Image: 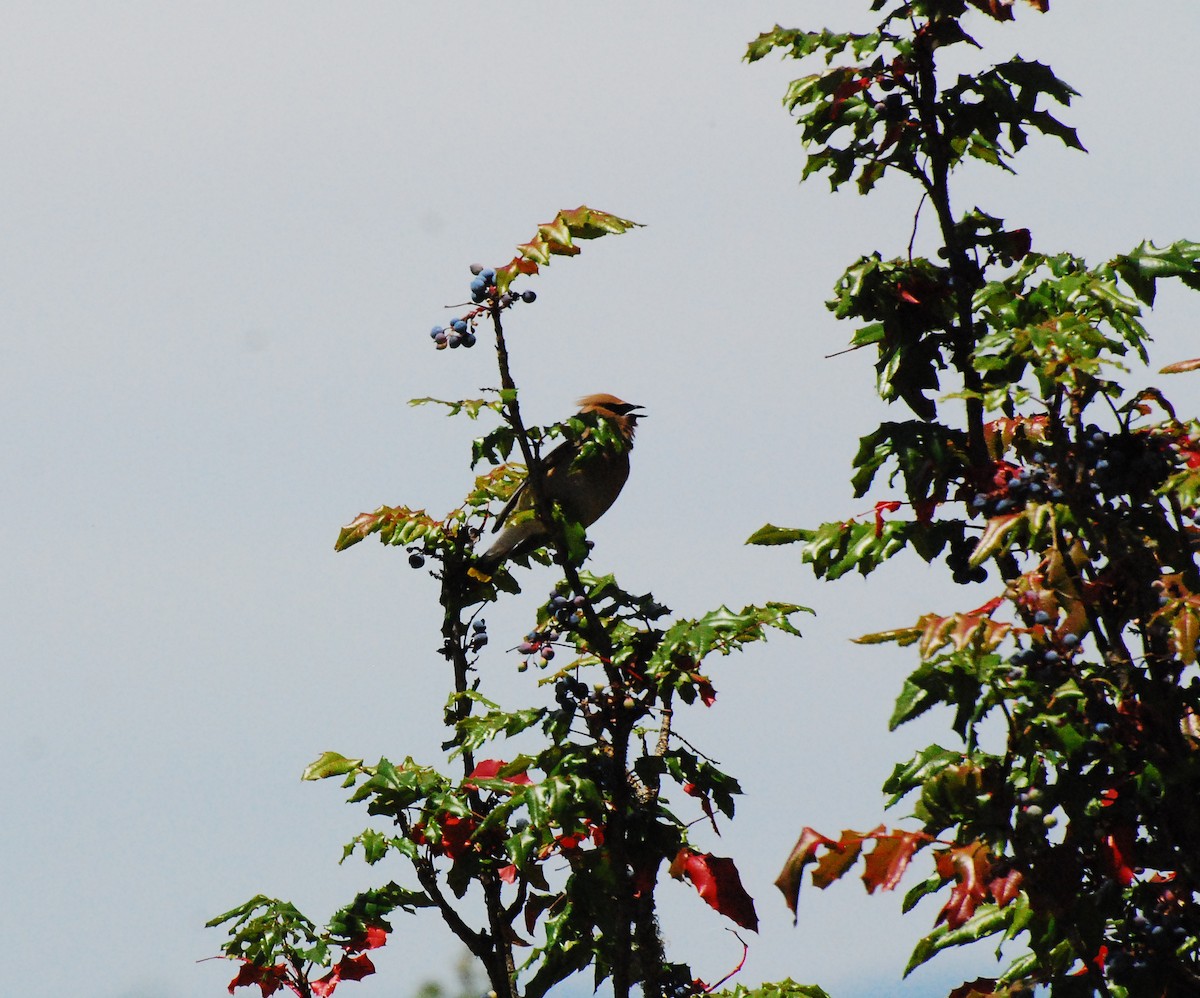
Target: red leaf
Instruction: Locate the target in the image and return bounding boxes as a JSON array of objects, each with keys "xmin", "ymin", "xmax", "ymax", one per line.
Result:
[
  {"xmin": 1003, "ymin": 228, "xmax": 1032, "ymax": 260},
  {"xmin": 672, "ymin": 848, "xmax": 759, "ymax": 931},
  {"xmin": 311, "ymin": 971, "xmax": 339, "ymax": 998},
  {"xmin": 499, "ymin": 863, "xmax": 519, "ymax": 884},
  {"xmin": 774, "ymin": 827, "xmax": 840, "ymax": 921},
  {"xmin": 988, "ymin": 868, "xmax": 1023, "ymax": 908},
  {"xmin": 949, "ymin": 980, "xmax": 998, "ymax": 998},
  {"xmin": 861, "ymin": 829, "xmax": 926, "ymax": 893},
  {"xmin": 935, "ymin": 842, "xmax": 991, "ymax": 929},
  {"xmin": 914, "ymin": 497, "xmax": 938, "ymax": 523},
  {"xmin": 682, "ymin": 782, "xmax": 720, "ymax": 835},
  {"xmin": 227, "ymin": 962, "xmax": 290, "ymax": 997},
  {"xmin": 811, "ymin": 831, "xmax": 864, "ymax": 889},
  {"xmin": 335, "ymin": 954, "xmax": 376, "ymax": 983},
  {"xmin": 361, "ymin": 926, "xmax": 387, "ymax": 950},
  {"xmin": 439, "ymin": 814, "xmax": 477, "ymax": 860},
  {"xmin": 1100, "ymin": 828, "xmax": 1137, "ymax": 886},
  {"xmin": 465, "ymin": 759, "xmax": 533, "ymax": 789},
  {"xmin": 874, "ymin": 500, "xmax": 902, "ymax": 537}
]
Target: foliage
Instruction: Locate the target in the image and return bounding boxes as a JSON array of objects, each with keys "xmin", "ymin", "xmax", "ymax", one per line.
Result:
[
  {"xmin": 208, "ymin": 211, "xmax": 809, "ymax": 998},
  {"xmin": 750, "ymin": 2, "xmax": 1200, "ymax": 994}
]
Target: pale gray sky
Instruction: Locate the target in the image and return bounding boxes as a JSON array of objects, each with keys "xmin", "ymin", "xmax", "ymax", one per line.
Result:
[{"xmin": 3, "ymin": 3, "xmax": 1199, "ymax": 997}]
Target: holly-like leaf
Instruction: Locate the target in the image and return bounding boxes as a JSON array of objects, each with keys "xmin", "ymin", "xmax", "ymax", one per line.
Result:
[
  {"xmin": 303, "ymin": 752, "xmax": 364, "ymax": 782},
  {"xmin": 335, "ymin": 505, "xmax": 444, "ymax": 552},
  {"xmin": 670, "ymin": 848, "xmax": 759, "ymax": 931},
  {"xmin": 491, "ymin": 207, "xmax": 642, "ymax": 294},
  {"xmin": 862, "ymin": 829, "xmax": 929, "ymax": 894},
  {"xmin": 774, "ymin": 827, "xmax": 841, "ymax": 921}
]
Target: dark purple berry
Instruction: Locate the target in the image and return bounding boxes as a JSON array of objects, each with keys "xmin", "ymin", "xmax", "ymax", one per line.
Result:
[
  {"xmin": 408, "ymin": 552, "xmax": 425, "ymax": 569},
  {"xmin": 430, "ymin": 325, "xmax": 444, "ymax": 339},
  {"xmin": 521, "ymin": 290, "xmax": 537, "ymax": 303}
]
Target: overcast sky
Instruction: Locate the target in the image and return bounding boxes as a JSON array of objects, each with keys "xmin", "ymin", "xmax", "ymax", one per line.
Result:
[{"xmin": 4, "ymin": 3, "xmax": 1199, "ymax": 997}]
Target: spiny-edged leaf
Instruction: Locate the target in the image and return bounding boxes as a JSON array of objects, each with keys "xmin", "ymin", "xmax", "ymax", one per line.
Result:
[
  {"xmin": 408, "ymin": 396, "xmax": 507, "ymax": 419},
  {"xmin": 647, "ymin": 603, "xmax": 810, "ymax": 676},
  {"xmin": 492, "ymin": 206, "xmax": 642, "ymax": 294},
  {"xmin": 810, "ymin": 830, "xmax": 864, "ymax": 889},
  {"xmin": 206, "ymin": 896, "xmax": 323, "ymax": 967},
  {"xmin": 326, "ymin": 882, "xmax": 433, "ymax": 942},
  {"xmin": 851, "ymin": 420, "xmax": 968, "ymax": 499},
  {"xmin": 669, "ymin": 848, "xmax": 759, "ymax": 931},
  {"xmin": 1110, "ymin": 239, "xmax": 1200, "ymax": 306},
  {"xmin": 336, "ymin": 505, "xmax": 444, "ymax": 552},
  {"xmin": 774, "ymin": 827, "xmax": 841, "ymax": 921},
  {"xmin": 452, "ymin": 702, "xmax": 547, "ymax": 755},
  {"xmin": 708, "ymin": 979, "xmax": 833, "ymax": 998},
  {"xmin": 862, "ymin": 828, "xmax": 930, "ymax": 894},
  {"xmin": 746, "ymin": 523, "xmax": 807, "ymax": 546},
  {"xmin": 792, "ymin": 518, "xmax": 915, "ymax": 580},
  {"xmin": 883, "ymin": 745, "xmax": 965, "ymax": 806},
  {"xmin": 904, "ymin": 903, "xmax": 1016, "ymax": 977},
  {"xmin": 303, "ymin": 751, "xmax": 365, "ymax": 781},
  {"xmin": 969, "ymin": 512, "xmax": 1023, "ymax": 566},
  {"xmin": 346, "ymin": 757, "xmax": 450, "ymax": 814},
  {"xmin": 744, "ymin": 25, "xmax": 882, "ymax": 65}
]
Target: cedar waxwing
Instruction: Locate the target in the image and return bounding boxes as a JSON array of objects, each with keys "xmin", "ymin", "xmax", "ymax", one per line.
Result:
[{"xmin": 478, "ymin": 394, "xmax": 644, "ymax": 569}]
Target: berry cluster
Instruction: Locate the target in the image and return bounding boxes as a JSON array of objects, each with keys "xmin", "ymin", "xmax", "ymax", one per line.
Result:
[
  {"xmin": 429, "ymin": 318, "xmax": 476, "ymax": 350},
  {"xmin": 1010, "ymin": 644, "xmax": 1064, "ymax": 680},
  {"xmin": 967, "ymin": 457, "xmax": 1062, "ymax": 519},
  {"xmin": 428, "ymin": 265, "xmax": 538, "ymax": 351},
  {"xmin": 517, "ymin": 629, "xmax": 558, "ymax": 665},
  {"xmin": 553, "ymin": 676, "xmax": 589, "ymax": 711},
  {"xmin": 548, "ymin": 590, "xmax": 585, "ymax": 631},
  {"xmin": 1106, "ymin": 905, "xmax": 1191, "ymax": 987},
  {"xmin": 944, "ymin": 533, "xmax": 987, "ymax": 585},
  {"xmin": 1081, "ymin": 425, "xmax": 1172, "ymax": 501},
  {"xmin": 1014, "ymin": 786, "xmax": 1057, "ymax": 830},
  {"xmin": 468, "ymin": 618, "xmax": 487, "ymax": 653}
]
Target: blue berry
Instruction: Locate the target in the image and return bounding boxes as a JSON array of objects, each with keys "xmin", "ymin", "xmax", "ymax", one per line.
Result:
[
  {"xmin": 481, "ymin": 269, "xmax": 495, "ymax": 282},
  {"xmin": 447, "ymin": 332, "xmax": 462, "ymax": 348},
  {"xmin": 1094, "ymin": 722, "xmax": 1112, "ymax": 736},
  {"xmin": 430, "ymin": 325, "xmax": 444, "ymax": 339},
  {"xmin": 1095, "ymin": 459, "xmax": 1110, "ymax": 471},
  {"xmin": 472, "ymin": 619, "xmax": 486, "ymax": 632},
  {"xmin": 452, "ymin": 318, "xmax": 468, "ymax": 332},
  {"xmin": 1034, "ymin": 610, "xmax": 1052, "ymax": 625},
  {"xmin": 1062, "ymin": 633, "xmax": 1080, "ymax": 648},
  {"xmin": 1044, "ymin": 649, "xmax": 1060, "ymax": 664},
  {"xmin": 521, "ymin": 290, "xmax": 537, "ymax": 303}
]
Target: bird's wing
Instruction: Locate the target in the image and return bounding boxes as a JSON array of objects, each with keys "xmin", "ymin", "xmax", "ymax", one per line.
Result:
[{"xmin": 489, "ymin": 437, "xmax": 577, "ymax": 533}]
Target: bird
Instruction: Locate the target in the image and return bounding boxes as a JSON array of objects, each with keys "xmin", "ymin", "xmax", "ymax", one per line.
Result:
[{"xmin": 477, "ymin": 393, "xmax": 644, "ymax": 570}]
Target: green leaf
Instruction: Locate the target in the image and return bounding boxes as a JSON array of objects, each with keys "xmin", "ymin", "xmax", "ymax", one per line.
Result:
[
  {"xmin": 303, "ymin": 751, "xmax": 364, "ymax": 781},
  {"xmin": 904, "ymin": 903, "xmax": 1015, "ymax": 976},
  {"xmin": 746, "ymin": 523, "xmax": 806, "ymax": 546},
  {"xmin": 708, "ymin": 979, "xmax": 833, "ymax": 998}
]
